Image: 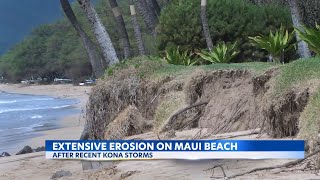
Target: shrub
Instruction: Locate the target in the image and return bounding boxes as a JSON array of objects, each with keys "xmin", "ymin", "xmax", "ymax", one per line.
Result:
[
  {"xmin": 197, "ymin": 42, "xmax": 239, "ymax": 63},
  {"xmin": 157, "ymin": 0, "xmax": 292, "ymax": 62},
  {"xmin": 295, "ymin": 24, "xmax": 320, "ymax": 55},
  {"xmin": 164, "ymin": 47, "xmax": 197, "ymax": 66},
  {"xmin": 249, "ymin": 26, "xmax": 295, "ymax": 63}
]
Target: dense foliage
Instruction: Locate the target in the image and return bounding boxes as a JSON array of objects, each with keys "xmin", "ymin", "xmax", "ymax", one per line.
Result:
[
  {"xmin": 197, "ymin": 42, "xmax": 239, "ymax": 64},
  {"xmin": 164, "ymin": 47, "xmax": 196, "ymax": 66},
  {"xmin": 157, "ymin": 0, "xmax": 292, "ymax": 62},
  {"xmin": 249, "ymin": 26, "xmax": 295, "ymax": 63},
  {"xmin": 0, "ymin": 21, "xmax": 92, "ymax": 82},
  {"xmin": 295, "ymin": 24, "xmax": 320, "ymax": 55},
  {"xmin": 0, "ymin": 0, "xmax": 152, "ymax": 82},
  {"xmin": 0, "ymin": 0, "xmax": 309, "ymax": 82}
]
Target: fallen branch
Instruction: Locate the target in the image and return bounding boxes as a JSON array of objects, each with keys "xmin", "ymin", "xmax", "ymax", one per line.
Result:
[
  {"xmin": 204, "ymin": 165, "xmax": 227, "ymax": 178},
  {"xmin": 151, "ymin": 92, "xmax": 161, "ymax": 104},
  {"xmin": 168, "ymin": 101, "xmax": 208, "ymax": 123},
  {"xmin": 227, "ymin": 148, "xmax": 320, "ymax": 179},
  {"xmin": 214, "ymin": 129, "xmax": 260, "ymax": 140}
]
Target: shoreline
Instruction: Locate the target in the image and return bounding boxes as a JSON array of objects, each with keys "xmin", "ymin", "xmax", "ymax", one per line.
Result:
[{"xmin": 0, "ymin": 84, "xmax": 92, "ymax": 155}]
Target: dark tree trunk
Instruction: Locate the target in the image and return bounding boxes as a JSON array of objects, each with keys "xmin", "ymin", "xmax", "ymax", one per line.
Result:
[
  {"xmin": 134, "ymin": 0, "xmax": 156, "ymax": 36},
  {"xmin": 109, "ymin": 0, "xmax": 132, "ymax": 59},
  {"xmin": 77, "ymin": 0, "xmax": 119, "ymax": 66},
  {"xmin": 146, "ymin": 0, "xmax": 160, "ymax": 18},
  {"xmin": 150, "ymin": 0, "xmax": 161, "ymax": 16},
  {"xmin": 129, "ymin": 0, "xmax": 146, "ymax": 55},
  {"xmin": 200, "ymin": 0, "xmax": 214, "ymax": 50},
  {"xmin": 60, "ymin": 0, "xmax": 105, "ymax": 77},
  {"xmin": 288, "ymin": 0, "xmax": 311, "ymax": 58}
]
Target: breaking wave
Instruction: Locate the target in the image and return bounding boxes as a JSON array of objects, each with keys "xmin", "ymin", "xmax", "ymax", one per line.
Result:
[{"xmin": 0, "ymin": 105, "xmax": 72, "ymax": 114}]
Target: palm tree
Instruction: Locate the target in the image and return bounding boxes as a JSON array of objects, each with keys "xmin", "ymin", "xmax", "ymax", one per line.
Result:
[
  {"xmin": 77, "ymin": 0, "xmax": 119, "ymax": 66},
  {"xmin": 129, "ymin": 0, "xmax": 146, "ymax": 55},
  {"xmin": 108, "ymin": 0, "xmax": 132, "ymax": 59},
  {"xmin": 149, "ymin": 0, "xmax": 161, "ymax": 16},
  {"xmin": 145, "ymin": 0, "xmax": 159, "ymax": 20},
  {"xmin": 134, "ymin": 0, "xmax": 156, "ymax": 36},
  {"xmin": 60, "ymin": 0, "xmax": 105, "ymax": 77},
  {"xmin": 288, "ymin": 0, "xmax": 311, "ymax": 58},
  {"xmin": 200, "ymin": 0, "xmax": 214, "ymax": 50}
]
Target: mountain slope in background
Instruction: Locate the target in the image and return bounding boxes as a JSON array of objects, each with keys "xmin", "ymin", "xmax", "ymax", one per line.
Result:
[{"xmin": 0, "ymin": 0, "xmax": 63, "ymax": 55}]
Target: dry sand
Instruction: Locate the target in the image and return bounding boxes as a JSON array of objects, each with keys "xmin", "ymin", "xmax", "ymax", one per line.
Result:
[
  {"xmin": 1, "ymin": 129, "xmax": 317, "ymax": 180},
  {"xmin": 0, "ymin": 84, "xmax": 318, "ymax": 179}
]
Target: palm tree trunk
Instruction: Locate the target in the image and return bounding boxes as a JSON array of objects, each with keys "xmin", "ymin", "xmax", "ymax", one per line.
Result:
[
  {"xmin": 288, "ymin": 0, "xmax": 311, "ymax": 58},
  {"xmin": 109, "ymin": 0, "xmax": 132, "ymax": 59},
  {"xmin": 150, "ymin": 0, "xmax": 161, "ymax": 16},
  {"xmin": 200, "ymin": 0, "xmax": 214, "ymax": 50},
  {"xmin": 129, "ymin": 0, "xmax": 146, "ymax": 55},
  {"xmin": 60, "ymin": 0, "xmax": 105, "ymax": 77},
  {"xmin": 146, "ymin": 0, "xmax": 160, "ymax": 18},
  {"xmin": 134, "ymin": 0, "xmax": 156, "ymax": 36},
  {"xmin": 77, "ymin": 0, "xmax": 119, "ymax": 66}
]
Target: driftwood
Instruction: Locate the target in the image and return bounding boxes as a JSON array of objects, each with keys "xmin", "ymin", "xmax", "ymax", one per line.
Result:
[
  {"xmin": 215, "ymin": 129, "xmax": 260, "ymax": 140},
  {"xmin": 227, "ymin": 148, "xmax": 320, "ymax": 179},
  {"xmin": 204, "ymin": 165, "xmax": 227, "ymax": 179}
]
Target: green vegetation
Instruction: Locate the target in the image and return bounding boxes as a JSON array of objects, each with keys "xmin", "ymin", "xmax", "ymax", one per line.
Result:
[
  {"xmin": 158, "ymin": 0, "xmax": 292, "ymax": 62},
  {"xmin": 273, "ymin": 57, "xmax": 320, "ymax": 95},
  {"xmin": 0, "ymin": 0, "xmax": 151, "ymax": 82},
  {"xmin": 164, "ymin": 47, "xmax": 197, "ymax": 66},
  {"xmin": 0, "ymin": 0, "xmax": 299, "ymax": 82},
  {"xmin": 197, "ymin": 42, "xmax": 239, "ymax": 63},
  {"xmin": 299, "ymin": 90, "xmax": 320, "ymax": 140},
  {"xmin": 295, "ymin": 24, "xmax": 320, "ymax": 55},
  {"xmin": 249, "ymin": 26, "xmax": 295, "ymax": 63},
  {"xmin": 106, "ymin": 56, "xmax": 277, "ymax": 80},
  {"xmin": 0, "ymin": 22, "xmax": 92, "ymax": 82}
]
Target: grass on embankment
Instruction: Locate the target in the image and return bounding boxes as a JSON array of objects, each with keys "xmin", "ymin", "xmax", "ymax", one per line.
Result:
[
  {"xmin": 273, "ymin": 57, "xmax": 320, "ymax": 96},
  {"xmin": 105, "ymin": 56, "xmax": 278, "ymax": 79},
  {"xmin": 270, "ymin": 57, "xmax": 320, "ymax": 140}
]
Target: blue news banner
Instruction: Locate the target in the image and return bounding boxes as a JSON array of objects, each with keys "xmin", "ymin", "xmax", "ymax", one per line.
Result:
[{"xmin": 45, "ymin": 140, "xmax": 305, "ymax": 160}]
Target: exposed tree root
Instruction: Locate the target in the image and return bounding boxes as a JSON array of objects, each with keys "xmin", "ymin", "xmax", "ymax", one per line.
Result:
[
  {"xmin": 169, "ymin": 101, "xmax": 208, "ymax": 122},
  {"xmin": 227, "ymin": 148, "xmax": 320, "ymax": 179},
  {"xmin": 160, "ymin": 101, "xmax": 209, "ymax": 132}
]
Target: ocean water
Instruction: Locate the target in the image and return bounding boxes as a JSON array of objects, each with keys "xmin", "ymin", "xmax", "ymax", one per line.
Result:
[{"xmin": 0, "ymin": 92, "xmax": 80, "ymax": 153}]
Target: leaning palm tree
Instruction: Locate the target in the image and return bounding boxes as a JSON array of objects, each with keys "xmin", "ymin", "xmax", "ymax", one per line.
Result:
[
  {"xmin": 77, "ymin": 0, "xmax": 119, "ymax": 66},
  {"xmin": 60, "ymin": 0, "xmax": 105, "ymax": 77},
  {"xmin": 288, "ymin": 0, "xmax": 311, "ymax": 58},
  {"xmin": 149, "ymin": 0, "xmax": 161, "ymax": 16},
  {"xmin": 200, "ymin": 0, "xmax": 214, "ymax": 50},
  {"xmin": 145, "ymin": 0, "xmax": 159, "ymax": 21},
  {"xmin": 108, "ymin": 0, "xmax": 132, "ymax": 59},
  {"xmin": 129, "ymin": 0, "xmax": 146, "ymax": 55},
  {"xmin": 134, "ymin": 0, "xmax": 156, "ymax": 36}
]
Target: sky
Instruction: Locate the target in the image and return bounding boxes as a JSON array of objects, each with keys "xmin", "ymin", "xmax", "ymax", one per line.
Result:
[{"xmin": 0, "ymin": 0, "xmax": 64, "ymax": 55}]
